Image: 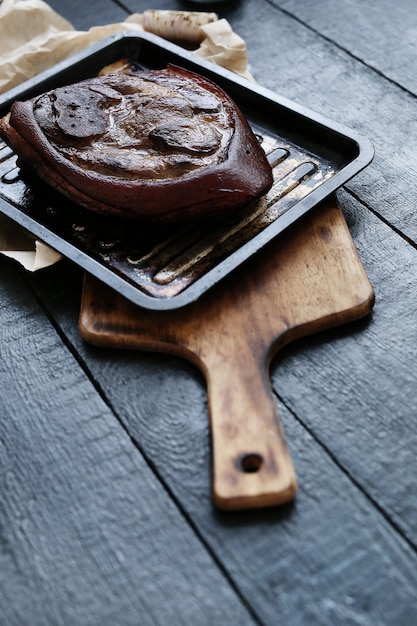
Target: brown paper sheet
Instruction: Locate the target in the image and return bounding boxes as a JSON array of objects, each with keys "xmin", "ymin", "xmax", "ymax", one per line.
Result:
[{"xmin": 0, "ymin": 0, "xmax": 252, "ymax": 271}]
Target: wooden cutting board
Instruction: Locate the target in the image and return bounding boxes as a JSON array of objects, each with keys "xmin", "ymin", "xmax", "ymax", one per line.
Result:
[{"xmin": 79, "ymin": 196, "xmax": 374, "ymax": 511}]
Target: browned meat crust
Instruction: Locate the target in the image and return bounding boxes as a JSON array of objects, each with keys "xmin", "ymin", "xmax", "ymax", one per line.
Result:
[{"xmin": 0, "ymin": 65, "xmax": 273, "ymax": 222}]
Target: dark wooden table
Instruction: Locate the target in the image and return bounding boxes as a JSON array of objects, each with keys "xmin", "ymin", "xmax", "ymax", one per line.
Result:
[{"xmin": 1, "ymin": 1, "xmax": 417, "ymax": 624}]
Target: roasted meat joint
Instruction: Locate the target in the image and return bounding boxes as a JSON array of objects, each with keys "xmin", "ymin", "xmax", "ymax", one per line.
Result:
[{"xmin": 0, "ymin": 65, "xmax": 273, "ymax": 222}]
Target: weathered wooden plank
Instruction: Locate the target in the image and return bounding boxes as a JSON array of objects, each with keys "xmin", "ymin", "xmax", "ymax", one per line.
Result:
[
  {"xmin": 272, "ymin": 0, "xmax": 417, "ymax": 95},
  {"xmin": 26, "ymin": 251, "xmax": 417, "ymax": 625},
  {"xmin": 0, "ymin": 261, "xmax": 255, "ymax": 626},
  {"xmin": 46, "ymin": 0, "xmax": 128, "ymax": 29},
  {"xmin": 271, "ymin": 186, "xmax": 417, "ymax": 546}
]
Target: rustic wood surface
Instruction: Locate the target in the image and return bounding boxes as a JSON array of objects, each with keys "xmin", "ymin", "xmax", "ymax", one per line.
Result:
[
  {"xmin": 79, "ymin": 198, "xmax": 373, "ymax": 511},
  {"xmin": 1, "ymin": 0, "xmax": 417, "ymax": 624}
]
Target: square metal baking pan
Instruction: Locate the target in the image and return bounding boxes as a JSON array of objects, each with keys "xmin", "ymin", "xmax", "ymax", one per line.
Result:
[{"xmin": 0, "ymin": 32, "xmax": 374, "ymax": 311}]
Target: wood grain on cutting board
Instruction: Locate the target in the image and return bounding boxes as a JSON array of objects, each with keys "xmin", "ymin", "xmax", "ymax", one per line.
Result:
[{"xmin": 79, "ymin": 197, "xmax": 374, "ymax": 510}]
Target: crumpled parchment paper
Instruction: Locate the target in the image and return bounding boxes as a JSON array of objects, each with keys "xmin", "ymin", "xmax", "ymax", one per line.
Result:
[{"xmin": 0, "ymin": 0, "xmax": 252, "ymax": 271}]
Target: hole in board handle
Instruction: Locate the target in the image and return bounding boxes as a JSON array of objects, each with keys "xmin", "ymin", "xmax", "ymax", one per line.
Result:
[{"xmin": 240, "ymin": 453, "xmax": 264, "ymax": 473}]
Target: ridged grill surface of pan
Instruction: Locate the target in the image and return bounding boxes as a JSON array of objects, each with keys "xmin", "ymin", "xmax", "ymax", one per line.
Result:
[{"xmin": 0, "ymin": 129, "xmax": 331, "ymax": 299}]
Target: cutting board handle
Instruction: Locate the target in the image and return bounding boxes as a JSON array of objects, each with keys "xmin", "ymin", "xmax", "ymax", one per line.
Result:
[{"xmin": 203, "ymin": 342, "xmax": 297, "ymax": 510}]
